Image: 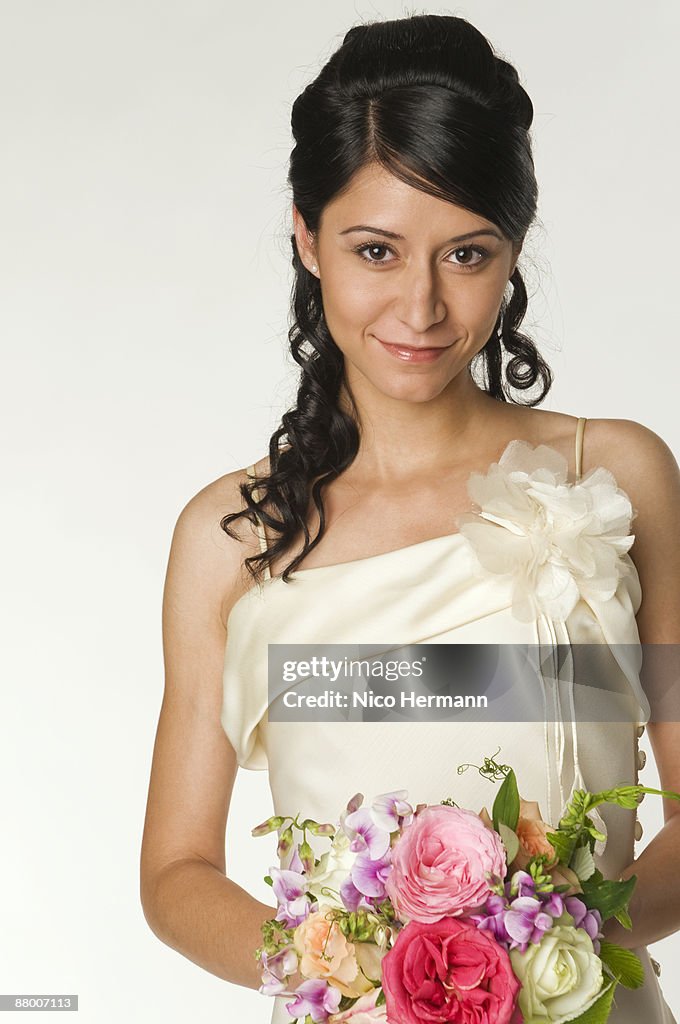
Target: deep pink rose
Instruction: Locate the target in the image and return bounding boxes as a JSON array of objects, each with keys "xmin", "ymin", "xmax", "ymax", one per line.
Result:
[
  {"xmin": 385, "ymin": 805, "xmax": 506, "ymax": 922},
  {"xmin": 381, "ymin": 917, "xmax": 520, "ymax": 1024}
]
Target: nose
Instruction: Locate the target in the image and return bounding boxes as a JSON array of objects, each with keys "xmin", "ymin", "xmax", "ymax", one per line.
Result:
[{"xmin": 393, "ymin": 260, "xmax": 447, "ymax": 334}]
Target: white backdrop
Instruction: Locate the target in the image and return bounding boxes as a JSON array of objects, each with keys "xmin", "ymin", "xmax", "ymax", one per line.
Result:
[{"xmin": 1, "ymin": 1, "xmax": 678, "ymax": 1021}]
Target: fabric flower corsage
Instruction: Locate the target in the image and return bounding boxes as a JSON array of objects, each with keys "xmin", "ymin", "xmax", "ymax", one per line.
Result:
[{"xmin": 455, "ymin": 441, "xmax": 637, "ymax": 623}]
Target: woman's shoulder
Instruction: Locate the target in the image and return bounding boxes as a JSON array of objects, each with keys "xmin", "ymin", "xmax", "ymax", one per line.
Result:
[
  {"xmin": 168, "ymin": 465, "xmax": 267, "ymax": 629},
  {"xmin": 509, "ymin": 408, "xmax": 676, "ymax": 497},
  {"xmin": 577, "ymin": 418, "xmax": 679, "ymax": 642},
  {"xmin": 174, "ymin": 465, "xmax": 255, "ymax": 538},
  {"xmin": 576, "ymin": 417, "xmax": 678, "ymax": 504}
]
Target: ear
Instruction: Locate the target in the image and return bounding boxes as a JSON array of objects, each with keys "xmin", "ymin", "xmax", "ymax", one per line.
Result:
[{"xmin": 293, "ymin": 204, "xmax": 319, "ymax": 276}]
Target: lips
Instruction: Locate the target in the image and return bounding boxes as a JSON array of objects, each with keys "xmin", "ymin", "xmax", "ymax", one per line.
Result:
[
  {"xmin": 376, "ymin": 336, "xmax": 448, "ymax": 351},
  {"xmin": 375, "ymin": 335, "xmax": 452, "ymax": 363}
]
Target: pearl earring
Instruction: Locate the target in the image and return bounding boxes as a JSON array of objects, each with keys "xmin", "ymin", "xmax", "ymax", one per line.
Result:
[{"xmin": 311, "ymin": 263, "xmax": 318, "ymax": 274}]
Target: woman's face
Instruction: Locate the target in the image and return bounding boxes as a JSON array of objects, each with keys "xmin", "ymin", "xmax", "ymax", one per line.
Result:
[{"xmin": 293, "ymin": 162, "xmax": 521, "ymax": 404}]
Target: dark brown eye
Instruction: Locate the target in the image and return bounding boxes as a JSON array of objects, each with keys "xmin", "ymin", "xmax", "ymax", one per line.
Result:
[
  {"xmin": 356, "ymin": 243, "xmax": 391, "ymax": 262},
  {"xmin": 448, "ymin": 246, "xmax": 489, "ymax": 271}
]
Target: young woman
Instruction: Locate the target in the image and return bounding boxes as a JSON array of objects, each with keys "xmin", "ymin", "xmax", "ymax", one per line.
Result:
[{"xmin": 140, "ymin": 14, "xmax": 680, "ymax": 1023}]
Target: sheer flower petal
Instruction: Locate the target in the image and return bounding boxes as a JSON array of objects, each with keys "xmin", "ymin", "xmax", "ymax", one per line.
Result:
[{"xmin": 457, "ymin": 441, "xmax": 636, "ymax": 623}]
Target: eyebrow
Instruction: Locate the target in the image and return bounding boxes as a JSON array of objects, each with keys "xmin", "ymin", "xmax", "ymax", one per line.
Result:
[{"xmin": 338, "ymin": 225, "xmax": 504, "ymax": 243}]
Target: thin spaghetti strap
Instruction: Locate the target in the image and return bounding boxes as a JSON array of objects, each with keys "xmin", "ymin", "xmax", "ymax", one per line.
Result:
[
  {"xmin": 246, "ymin": 463, "xmax": 271, "ymax": 580},
  {"xmin": 574, "ymin": 417, "xmax": 587, "ymax": 482}
]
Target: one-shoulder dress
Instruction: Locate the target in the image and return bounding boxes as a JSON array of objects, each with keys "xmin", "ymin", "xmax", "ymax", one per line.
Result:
[{"xmin": 221, "ymin": 417, "xmax": 677, "ymax": 1024}]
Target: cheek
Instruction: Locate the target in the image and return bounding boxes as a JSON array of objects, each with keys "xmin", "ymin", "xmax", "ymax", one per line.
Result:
[
  {"xmin": 321, "ymin": 268, "xmax": 383, "ymax": 329},
  {"xmin": 454, "ymin": 271, "xmax": 509, "ymax": 318}
]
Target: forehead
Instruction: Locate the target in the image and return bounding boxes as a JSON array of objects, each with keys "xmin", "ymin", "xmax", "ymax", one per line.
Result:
[{"xmin": 319, "ymin": 162, "xmax": 501, "ymax": 239}]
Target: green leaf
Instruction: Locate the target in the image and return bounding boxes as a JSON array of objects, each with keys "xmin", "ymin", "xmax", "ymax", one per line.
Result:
[
  {"xmin": 614, "ymin": 906, "xmax": 633, "ymax": 931},
  {"xmin": 376, "ymin": 989, "xmax": 386, "ymax": 1007},
  {"xmin": 599, "ymin": 941, "xmax": 644, "ymax": 989},
  {"xmin": 555, "ymin": 978, "xmax": 618, "ymax": 1024},
  {"xmin": 492, "ymin": 768, "xmax": 520, "ymax": 831},
  {"xmin": 570, "ymin": 843, "xmax": 596, "ymax": 881},
  {"xmin": 546, "ymin": 829, "xmax": 576, "ymax": 864},
  {"xmin": 264, "ymin": 875, "xmax": 273, "ymax": 886},
  {"xmin": 579, "ymin": 874, "xmax": 637, "ymax": 921},
  {"xmin": 498, "ymin": 822, "xmax": 520, "ymax": 863}
]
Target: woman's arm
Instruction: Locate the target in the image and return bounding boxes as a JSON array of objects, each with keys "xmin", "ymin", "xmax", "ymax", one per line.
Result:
[
  {"xmin": 584, "ymin": 418, "xmax": 680, "ymax": 948},
  {"xmin": 140, "ymin": 473, "xmax": 275, "ymax": 989}
]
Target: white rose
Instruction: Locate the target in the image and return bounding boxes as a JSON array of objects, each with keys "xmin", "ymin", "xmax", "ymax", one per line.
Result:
[
  {"xmin": 306, "ymin": 831, "xmax": 357, "ymax": 909},
  {"xmin": 510, "ymin": 924, "xmax": 603, "ymax": 1023}
]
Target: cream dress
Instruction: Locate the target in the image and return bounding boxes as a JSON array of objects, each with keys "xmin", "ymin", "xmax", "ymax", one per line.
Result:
[{"xmin": 221, "ymin": 417, "xmax": 677, "ymax": 1024}]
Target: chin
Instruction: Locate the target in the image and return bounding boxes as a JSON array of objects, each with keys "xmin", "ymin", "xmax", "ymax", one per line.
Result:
[{"xmin": 374, "ymin": 375, "xmax": 454, "ymax": 403}]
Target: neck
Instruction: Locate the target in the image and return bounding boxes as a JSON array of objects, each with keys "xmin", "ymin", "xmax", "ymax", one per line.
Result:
[{"xmin": 337, "ymin": 366, "xmax": 508, "ymax": 484}]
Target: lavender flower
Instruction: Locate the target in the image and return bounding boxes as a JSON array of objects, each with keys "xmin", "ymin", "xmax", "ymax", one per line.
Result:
[
  {"xmin": 270, "ymin": 866, "xmax": 317, "ymax": 928},
  {"xmin": 541, "ymin": 891, "xmax": 565, "ymax": 918},
  {"xmin": 565, "ymin": 896, "xmax": 604, "ymax": 953},
  {"xmin": 506, "ymin": 869, "xmax": 537, "ymax": 899},
  {"xmin": 284, "ymin": 978, "xmax": 342, "ymax": 1023},
  {"xmin": 258, "ymin": 945, "xmax": 299, "ymax": 996},
  {"xmin": 288, "ymin": 845, "xmax": 304, "ymax": 873},
  {"xmin": 468, "ymin": 893, "xmax": 512, "ymax": 945},
  {"xmin": 504, "ymin": 897, "xmax": 554, "ymax": 950},
  {"xmin": 370, "ymin": 790, "xmax": 414, "ymax": 832},
  {"xmin": 350, "ymin": 850, "xmax": 392, "ymax": 899},
  {"xmin": 342, "ymin": 807, "xmax": 391, "ymax": 859},
  {"xmin": 469, "ymin": 871, "xmax": 588, "ymax": 954},
  {"xmin": 340, "ymin": 874, "xmax": 378, "ymax": 913}
]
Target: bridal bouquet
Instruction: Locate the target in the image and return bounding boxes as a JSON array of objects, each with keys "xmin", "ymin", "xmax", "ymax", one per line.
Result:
[{"xmin": 252, "ymin": 754, "xmax": 679, "ymax": 1024}]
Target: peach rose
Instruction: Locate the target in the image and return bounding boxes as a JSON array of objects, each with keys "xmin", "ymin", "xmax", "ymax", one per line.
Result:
[
  {"xmin": 513, "ymin": 800, "xmax": 583, "ymax": 894},
  {"xmin": 293, "ymin": 906, "xmax": 373, "ymax": 998},
  {"xmin": 514, "ymin": 799, "xmax": 556, "ymax": 862},
  {"xmin": 478, "ymin": 802, "xmax": 583, "ymax": 896}
]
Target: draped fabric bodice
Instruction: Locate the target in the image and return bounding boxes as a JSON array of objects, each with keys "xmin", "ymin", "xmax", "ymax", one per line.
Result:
[{"xmin": 221, "ymin": 418, "xmax": 676, "ymax": 1023}]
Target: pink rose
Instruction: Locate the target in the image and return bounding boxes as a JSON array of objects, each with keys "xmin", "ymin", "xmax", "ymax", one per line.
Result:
[
  {"xmin": 381, "ymin": 917, "xmax": 520, "ymax": 1024},
  {"xmin": 385, "ymin": 805, "xmax": 506, "ymax": 922},
  {"xmin": 328, "ymin": 988, "xmax": 388, "ymax": 1022}
]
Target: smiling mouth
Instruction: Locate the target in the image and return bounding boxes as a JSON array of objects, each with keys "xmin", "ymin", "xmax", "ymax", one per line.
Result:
[
  {"xmin": 374, "ymin": 335, "xmax": 454, "ymax": 364},
  {"xmin": 375, "ymin": 337, "xmax": 451, "ymax": 351}
]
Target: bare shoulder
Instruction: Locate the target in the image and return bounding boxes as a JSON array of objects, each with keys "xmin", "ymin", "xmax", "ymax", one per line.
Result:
[
  {"xmin": 166, "ymin": 464, "xmax": 264, "ymax": 630},
  {"xmin": 581, "ymin": 418, "xmax": 680, "ymax": 645},
  {"xmin": 579, "ymin": 418, "xmax": 680, "ymax": 511}
]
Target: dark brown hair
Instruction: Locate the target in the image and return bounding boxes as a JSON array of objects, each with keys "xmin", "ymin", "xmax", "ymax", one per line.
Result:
[{"xmin": 221, "ymin": 14, "xmax": 552, "ymax": 584}]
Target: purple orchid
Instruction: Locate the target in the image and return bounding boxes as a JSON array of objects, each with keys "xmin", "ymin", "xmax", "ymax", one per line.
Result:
[
  {"xmin": 350, "ymin": 849, "xmax": 392, "ymax": 898},
  {"xmin": 287, "ymin": 844, "xmax": 304, "ymax": 874},
  {"xmin": 541, "ymin": 890, "xmax": 565, "ymax": 918},
  {"xmin": 504, "ymin": 896, "xmax": 555, "ymax": 950},
  {"xmin": 342, "ymin": 806, "xmax": 392, "ymax": 859},
  {"xmin": 340, "ymin": 874, "xmax": 378, "ymax": 913},
  {"xmin": 469, "ymin": 893, "xmax": 512, "ymax": 944},
  {"xmin": 370, "ymin": 790, "xmax": 414, "ymax": 832},
  {"xmin": 566, "ymin": 896, "xmax": 603, "ymax": 952},
  {"xmin": 270, "ymin": 866, "xmax": 317, "ymax": 928},
  {"xmin": 468, "ymin": 873, "xmax": 595, "ymax": 954},
  {"xmin": 258, "ymin": 945, "xmax": 299, "ymax": 996},
  {"xmin": 285, "ymin": 978, "xmax": 342, "ymax": 1023},
  {"xmin": 506, "ymin": 869, "xmax": 537, "ymax": 899}
]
